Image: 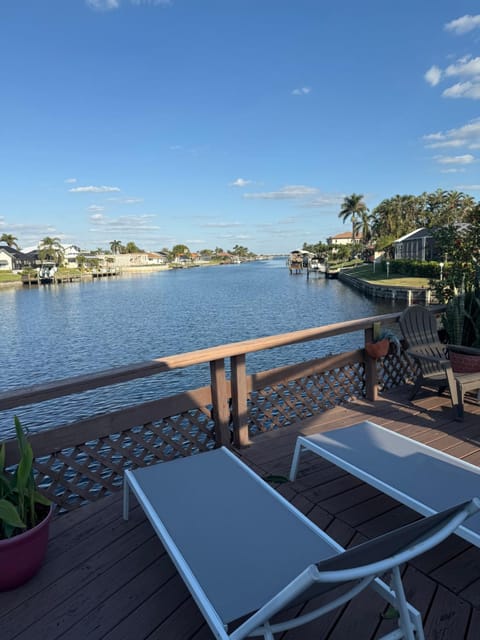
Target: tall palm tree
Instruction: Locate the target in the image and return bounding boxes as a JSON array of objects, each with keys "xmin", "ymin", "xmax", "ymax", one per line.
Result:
[
  {"xmin": 338, "ymin": 193, "xmax": 368, "ymax": 246},
  {"xmin": 0, "ymin": 233, "xmax": 19, "ymax": 249},
  {"xmin": 39, "ymin": 236, "xmax": 64, "ymax": 266},
  {"xmin": 353, "ymin": 210, "xmax": 373, "ymax": 249},
  {"xmin": 109, "ymin": 240, "xmax": 123, "ymax": 255}
]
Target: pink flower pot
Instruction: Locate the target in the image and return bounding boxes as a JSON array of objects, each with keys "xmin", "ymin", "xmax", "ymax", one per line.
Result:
[{"xmin": 0, "ymin": 504, "xmax": 53, "ymax": 591}]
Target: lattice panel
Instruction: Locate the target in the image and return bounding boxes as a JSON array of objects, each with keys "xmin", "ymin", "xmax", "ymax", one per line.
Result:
[
  {"xmin": 379, "ymin": 352, "xmax": 412, "ymax": 390},
  {"xmin": 27, "ymin": 408, "xmax": 216, "ymax": 512},
  {"xmin": 248, "ymin": 362, "xmax": 365, "ymax": 434}
]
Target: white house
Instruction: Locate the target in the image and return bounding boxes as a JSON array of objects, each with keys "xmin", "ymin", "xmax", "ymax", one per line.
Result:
[{"xmin": 327, "ymin": 232, "xmax": 362, "ymax": 246}]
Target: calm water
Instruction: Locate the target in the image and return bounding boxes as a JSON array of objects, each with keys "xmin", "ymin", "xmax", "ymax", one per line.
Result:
[{"xmin": 1, "ymin": 259, "xmax": 404, "ymax": 437}]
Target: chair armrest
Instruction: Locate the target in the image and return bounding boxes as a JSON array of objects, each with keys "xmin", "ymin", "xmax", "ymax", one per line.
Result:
[
  {"xmin": 447, "ymin": 344, "xmax": 480, "ymax": 357},
  {"xmin": 406, "ymin": 349, "xmax": 451, "ymax": 369}
]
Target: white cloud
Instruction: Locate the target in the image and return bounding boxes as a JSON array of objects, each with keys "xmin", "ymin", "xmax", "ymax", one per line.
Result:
[
  {"xmin": 69, "ymin": 185, "xmax": 121, "ymax": 193},
  {"xmin": 201, "ymin": 222, "xmax": 242, "ymax": 228},
  {"xmin": 86, "ymin": 0, "xmax": 119, "ymax": 10},
  {"xmin": 87, "ymin": 205, "xmax": 105, "ymax": 213},
  {"xmin": 425, "ymin": 139, "xmax": 465, "ymax": 149},
  {"xmin": 244, "ymin": 185, "xmax": 318, "ymax": 199},
  {"xmin": 425, "ymin": 65, "xmax": 442, "ymax": 86},
  {"xmin": 107, "ymin": 197, "xmax": 144, "ymax": 204},
  {"xmin": 89, "ymin": 213, "xmax": 159, "ymax": 231},
  {"xmin": 440, "ymin": 168, "xmax": 466, "ymax": 173},
  {"xmin": 445, "ymin": 55, "xmax": 480, "ymax": 78},
  {"xmin": 425, "ymin": 53, "xmax": 480, "ymax": 100},
  {"xmin": 64, "ymin": 178, "xmax": 77, "ymax": 184},
  {"xmin": 445, "ymin": 14, "xmax": 480, "ymax": 35},
  {"xmin": 292, "ymin": 87, "xmax": 311, "ymax": 95},
  {"xmin": 86, "ymin": 0, "xmax": 170, "ymax": 10},
  {"xmin": 435, "ymin": 154, "xmax": 475, "ymax": 164},
  {"xmin": 423, "ymin": 118, "xmax": 480, "ymax": 150},
  {"xmin": 306, "ymin": 194, "xmax": 345, "ymax": 207},
  {"xmin": 456, "ymin": 184, "xmax": 480, "ymax": 189},
  {"xmin": 229, "ymin": 178, "xmax": 251, "ymax": 187},
  {"xmin": 443, "ymin": 80, "xmax": 480, "ymax": 99},
  {"xmin": 130, "ymin": 0, "xmax": 171, "ymax": 5}
]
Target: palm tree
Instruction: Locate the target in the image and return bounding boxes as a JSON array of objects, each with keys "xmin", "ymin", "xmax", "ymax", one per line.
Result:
[
  {"xmin": 109, "ymin": 240, "xmax": 123, "ymax": 255},
  {"xmin": 0, "ymin": 233, "xmax": 19, "ymax": 249},
  {"xmin": 353, "ymin": 210, "xmax": 373, "ymax": 251},
  {"xmin": 39, "ymin": 236, "xmax": 64, "ymax": 266},
  {"xmin": 338, "ymin": 193, "xmax": 368, "ymax": 246}
]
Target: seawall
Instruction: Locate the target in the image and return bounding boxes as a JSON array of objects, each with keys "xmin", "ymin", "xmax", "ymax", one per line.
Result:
[{"xmin": 339, "ymin": 271, "xmax": 434, "ymax": 305}]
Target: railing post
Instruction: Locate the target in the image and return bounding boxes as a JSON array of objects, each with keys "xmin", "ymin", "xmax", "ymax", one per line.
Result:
[
  {"xmin": 209, "ymin": 358, "xmax": 231, "ymax": 447},
  {"xmin": 230, "ymin": 354, "xmax": 251, "ymax": 447},
  {"xmin": 364, "ymin": 327, "xmax": 379, "ymax": 401}
]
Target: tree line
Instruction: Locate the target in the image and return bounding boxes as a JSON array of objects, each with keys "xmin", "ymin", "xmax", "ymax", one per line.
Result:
[
  {"xmin": 302, "ymin": 189, "xmax": 478, "ymax": 257},
  {"xmin": 0, "ymin": 234, "xmax": 256, "ymax": 264}
]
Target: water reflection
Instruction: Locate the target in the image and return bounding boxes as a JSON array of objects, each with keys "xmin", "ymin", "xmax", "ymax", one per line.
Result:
[{"xmin": 0, "ymin": 260, "xmax": 404, "ymax": 436}]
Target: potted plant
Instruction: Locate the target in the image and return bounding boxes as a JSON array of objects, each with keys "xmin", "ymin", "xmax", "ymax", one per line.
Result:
[
  {"xmin": 442, "ymin": 289, "xmax": 480, "ymax": 372},
  {"xmin": 365, "ymin": 323, "xmax": 402, "ymax": 359},
  {"xmin": 0, "ymin": 416, "xmax": 52, "ymax": 591}
]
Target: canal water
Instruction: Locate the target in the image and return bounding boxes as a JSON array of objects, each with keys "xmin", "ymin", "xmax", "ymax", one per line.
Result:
[{"xmin": 1, "ymin": 259, "xmax": 403, "ymax": 436}]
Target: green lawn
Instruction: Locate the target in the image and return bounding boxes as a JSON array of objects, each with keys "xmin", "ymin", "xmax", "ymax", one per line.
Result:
[
  {"xmin": 343, "ymin": 264, "xmax": 431, "ymax": 288},
  {"xmin": 0, "ymin": 271, "xmax": 21, "ymax": 283}
]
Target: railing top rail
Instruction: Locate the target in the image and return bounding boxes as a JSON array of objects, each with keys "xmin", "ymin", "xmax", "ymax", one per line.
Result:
[{"xmin": 0, "ymin": 310, "xmax": 405, "ymax": 411}]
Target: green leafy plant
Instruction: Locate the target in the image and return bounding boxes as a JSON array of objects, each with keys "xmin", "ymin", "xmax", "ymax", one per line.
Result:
[
  {"xmin": 0, "ymin": 417, "xmax": 50, "ymax": 540},
  {"xmin": 442, "ymin": 289, "xmax": 480, "ymax": 349},
  {"xmin": 370, "ymin": 322, "xmax": 402, "ymax": 356}
]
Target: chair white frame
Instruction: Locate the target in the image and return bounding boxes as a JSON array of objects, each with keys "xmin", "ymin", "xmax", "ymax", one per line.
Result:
[{"xmin": 124, "ymin": 447, "xmax": 479, "ymax": 640}]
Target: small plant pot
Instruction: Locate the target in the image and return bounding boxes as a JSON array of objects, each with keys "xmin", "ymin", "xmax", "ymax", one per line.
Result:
[
  {"xmin": 0, "ymin": 504, "xmax": 53, "ymax": 591},
  {"xmin": 365, "ymin": 338, "xmax": 390, "ymax": 359}
]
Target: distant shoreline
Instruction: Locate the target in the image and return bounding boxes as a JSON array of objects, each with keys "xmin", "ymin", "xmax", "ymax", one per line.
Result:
[{"xmin": 0, "ymin": 260, "xmax": 250, "ymax": 290}]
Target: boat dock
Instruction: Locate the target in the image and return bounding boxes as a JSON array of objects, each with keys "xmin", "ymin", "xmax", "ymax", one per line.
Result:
[{"xmin": 21, "ymin": 269, "xmax": 120, "ymax": 286}]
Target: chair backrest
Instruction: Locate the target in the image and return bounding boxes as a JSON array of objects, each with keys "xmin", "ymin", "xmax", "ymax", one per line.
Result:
[
  {"xmin": 234, "ymin": 498, "xmax": 480, "ymax": 639},
  {"xmin": 399, "ymin": 305, "xmax": 448, "ymax": 376}
]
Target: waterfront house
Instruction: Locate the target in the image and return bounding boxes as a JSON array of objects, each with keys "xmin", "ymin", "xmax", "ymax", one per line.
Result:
[
  {"xmin": 393, "ymin": 228, "xmax": 435, "ymax": 261},
  {"xmin": 112, "ymin": 251, "xmax": 168, "ymax": 268},
  {"xmin": 0, "ymin": 246, "xmax": 36, "ymax": 272},
  {"xmin": 327, "ymin": 231, "xmax": 362, "ymax": 246}
]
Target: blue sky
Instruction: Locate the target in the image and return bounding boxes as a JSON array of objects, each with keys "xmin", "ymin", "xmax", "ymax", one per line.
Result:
[{"xmin": 2, "ymin": 1, "xmax": 480, "ymax": 254}]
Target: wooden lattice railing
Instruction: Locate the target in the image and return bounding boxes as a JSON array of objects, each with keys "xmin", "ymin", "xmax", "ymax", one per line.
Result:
[{"xmin": 1, "ymin": 310, "xmax": 417, "ymax": 511}]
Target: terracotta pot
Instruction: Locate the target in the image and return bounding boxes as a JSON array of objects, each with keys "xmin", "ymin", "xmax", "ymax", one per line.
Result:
[
  {"xmin": 0, "ymin": 504, "xmax": 53, "ymax": 591},
  {"xmin": 365, "ymin": 338, "xmax": 390, "ymax": 359},
  {"xmin": 449, "ymin": 348, "xmax": 480, "ymax": 373}
]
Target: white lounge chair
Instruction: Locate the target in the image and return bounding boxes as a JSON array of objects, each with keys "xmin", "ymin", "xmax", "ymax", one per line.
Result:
[
  {"xmin": 123, "ymin": 447, "xmax": 479, "ymax": 640},
  {"xmin": 289, "ymin": 421, "xmax": 480, "ymax": 548}
]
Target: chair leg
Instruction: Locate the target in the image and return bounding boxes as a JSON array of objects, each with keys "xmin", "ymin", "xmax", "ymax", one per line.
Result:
[
  {"xmin": 456, "ymin": 380, "xmax": 465, "ymax": 421},
  {"xmin": 445, "ymin": 369, "xmax": 458, "ymax": 407},
  {"xmin": 391, "ymin": 566, "xmax": 418, "ymax": 640},
  {"xmin": 409, "ymin": 377, "xmax": 422, "ymax": 401}
]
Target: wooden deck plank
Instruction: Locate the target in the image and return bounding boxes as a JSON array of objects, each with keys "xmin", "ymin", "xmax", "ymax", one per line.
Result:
[
  {"xmin": 3, "ymin": 386, "xmax": 480, "ymax": 640},
  {"xmin": 424, "ymin": 585, "xmax": 471, "ymax": 640}
]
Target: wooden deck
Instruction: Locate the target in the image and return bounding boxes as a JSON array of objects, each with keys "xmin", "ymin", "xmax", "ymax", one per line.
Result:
[{"xmin": 3, "ymin": 385, "xmax": 480, "ymax": 639}]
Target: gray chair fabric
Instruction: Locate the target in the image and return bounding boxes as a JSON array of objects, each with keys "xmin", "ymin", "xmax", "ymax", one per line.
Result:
[{"xmin": 124, "ymin": 446, "xmax": 480, "ymax": 640}]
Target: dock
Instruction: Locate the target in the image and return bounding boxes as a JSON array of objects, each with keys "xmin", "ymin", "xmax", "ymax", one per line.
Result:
[{"xmin": 21, "ymin": 269, "xmax": 120, "ymax": 286}]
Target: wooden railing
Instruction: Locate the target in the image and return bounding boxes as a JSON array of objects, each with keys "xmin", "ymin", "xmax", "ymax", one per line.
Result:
[{"xmin": 1, "ymin": 310, "xmax": 413, "ymax": 511}]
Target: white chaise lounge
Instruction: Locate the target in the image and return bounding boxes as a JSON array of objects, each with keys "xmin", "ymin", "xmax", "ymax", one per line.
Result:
[
  {"xmin": 289, "ymin": 421, "xmax": 480, "ymax": 548},
  {"xmin": 123, "ymin": 446, "xmax": 479, "ymax": 640}
]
